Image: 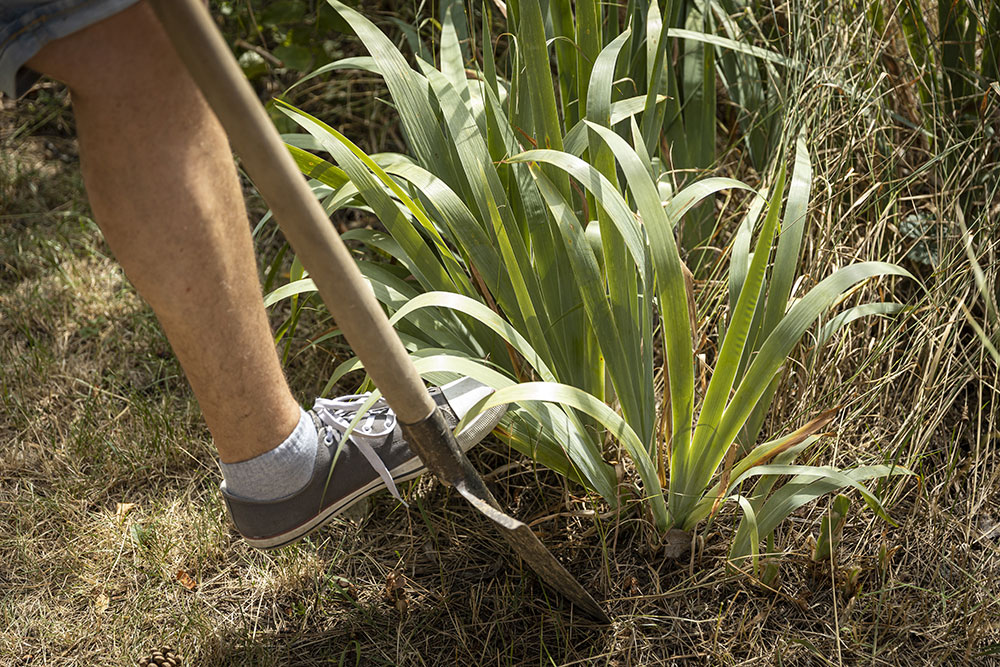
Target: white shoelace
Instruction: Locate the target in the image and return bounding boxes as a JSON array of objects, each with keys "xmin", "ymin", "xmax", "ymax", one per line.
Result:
[{"xmin": 312, "ymin": 395, "xmax": 406, "ymax": 505}]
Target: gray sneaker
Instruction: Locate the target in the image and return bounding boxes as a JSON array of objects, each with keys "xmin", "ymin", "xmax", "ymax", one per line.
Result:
[{"xmin": 222, "ymin": 377, "xmax": 506, "ymax": 549}]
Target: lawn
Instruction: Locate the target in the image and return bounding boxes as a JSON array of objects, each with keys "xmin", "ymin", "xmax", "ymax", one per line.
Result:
[{"xmin": 2, "ymin": 1, "xmax": 999, "ymax": 665}]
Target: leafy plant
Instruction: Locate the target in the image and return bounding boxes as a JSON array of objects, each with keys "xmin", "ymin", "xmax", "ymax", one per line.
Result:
[
  {"xmin": 268, "ymin": 0, "xmax": 912, "ymax": 563},
  {"xmin": 879, "ymin": 0, "xmax": 1000, "ymax": 140},
  {"xmin": 213, "ymin": 0, "xmax": 350, "ymax": 78},
  {"xmin": 812, "ymin": 494, "xmax": 850, "ymax": 562}
]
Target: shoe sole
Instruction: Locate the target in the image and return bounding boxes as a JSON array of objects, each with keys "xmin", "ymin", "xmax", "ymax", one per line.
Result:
[{"xmin": 244, "ymin": 400, "xmax": 506, "ymax": 550}]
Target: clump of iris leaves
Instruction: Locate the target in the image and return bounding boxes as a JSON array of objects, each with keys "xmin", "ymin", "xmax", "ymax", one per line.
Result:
[{"xmin": 265, "ymin": 0, "xmax": 914, "ymax": 573}]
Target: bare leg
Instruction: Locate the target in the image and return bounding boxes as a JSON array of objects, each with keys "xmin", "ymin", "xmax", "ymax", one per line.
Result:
[{"xmin": 27, "ymin": 2, "xmax": 301, "ymax": 463}]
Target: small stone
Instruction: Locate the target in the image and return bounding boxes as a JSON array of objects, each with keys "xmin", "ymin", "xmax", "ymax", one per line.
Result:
[{"xmin": 661, "ymin": 528, "xmax": 691, "ymax": 559}]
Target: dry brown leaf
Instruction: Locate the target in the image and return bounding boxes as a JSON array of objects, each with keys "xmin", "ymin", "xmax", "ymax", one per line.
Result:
[
  {"xmin": 115, "ymin": 503, "xmax": 137, "ymax": 520},
  {"xmin": 95, "ymin": 592, "xmax": 110, "ymax": 614},
  {"xmin": 175, "ymin": 569, "xmax": 198, "ymax": 591},
  {"xmin": 742, "ymin": 407, "xmax": 840, "ymax": 472}
]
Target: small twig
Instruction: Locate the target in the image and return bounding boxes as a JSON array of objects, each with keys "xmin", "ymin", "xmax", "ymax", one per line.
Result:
[
  {"xmin": 527, "ymin": 508, "xmax": 618, "ymax": 528},
  {"xmin": 234, "ymin": 39, "xmax": 282, "ymax": 67}
]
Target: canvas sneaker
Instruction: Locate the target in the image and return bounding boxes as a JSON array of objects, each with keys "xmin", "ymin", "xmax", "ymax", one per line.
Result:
[{"xmin": 222, "ymin": 377, "xmax": 506, "ymax": 549}]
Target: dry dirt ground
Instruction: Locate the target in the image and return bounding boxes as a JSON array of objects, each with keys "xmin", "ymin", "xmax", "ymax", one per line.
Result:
[{"xmin": 2, "ymin": 82, "xmax": 999, "ymax": 665}]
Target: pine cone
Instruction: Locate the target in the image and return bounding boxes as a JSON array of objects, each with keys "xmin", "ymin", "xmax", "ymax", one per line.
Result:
[{"xmin": 137, "ymin": 646, "xmax": 183, "ymax": 666}]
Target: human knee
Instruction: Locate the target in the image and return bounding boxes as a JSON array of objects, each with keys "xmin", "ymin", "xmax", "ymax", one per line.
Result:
[{"xmin": 25, "ymin": 2, "xmax": 187, "ymax": 101}]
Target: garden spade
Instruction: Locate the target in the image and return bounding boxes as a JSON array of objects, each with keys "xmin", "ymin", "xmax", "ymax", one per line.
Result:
[{"xmin": 149, "ymin": 0, "xmax": 610, "ymax": 624}]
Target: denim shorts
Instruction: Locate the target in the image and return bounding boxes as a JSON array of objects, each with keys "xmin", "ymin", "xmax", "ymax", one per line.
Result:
[{"xmin": 0, "ymin": 0, "xmax": 140, "ymax": 98}]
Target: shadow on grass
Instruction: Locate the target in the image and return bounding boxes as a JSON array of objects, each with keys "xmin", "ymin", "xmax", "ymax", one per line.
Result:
[{"xmin": 198, "ymin": 576, "xmax": 616, "ymax": 667}]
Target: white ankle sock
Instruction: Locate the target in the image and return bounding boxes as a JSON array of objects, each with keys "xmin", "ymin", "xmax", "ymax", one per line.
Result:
[{"xmin": 220, "ymin": 408, "xmax": 318, "ymax": 501}]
